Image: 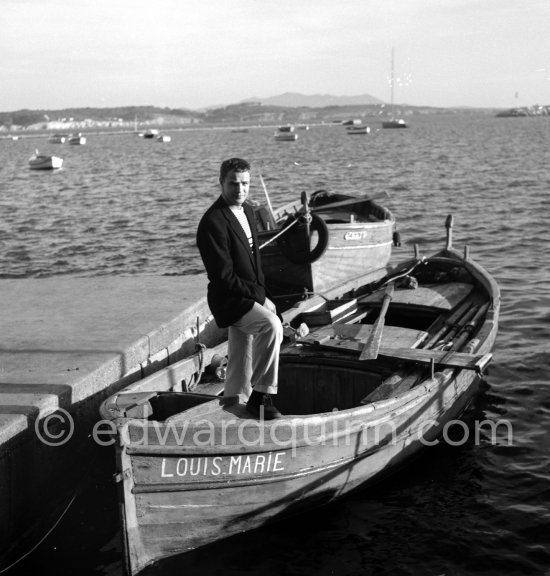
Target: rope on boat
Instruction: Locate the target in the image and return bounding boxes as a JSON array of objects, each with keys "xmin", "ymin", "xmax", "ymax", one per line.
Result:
[
  {"xmin": 278, "ymin": 212, "xmax": 329, "ymax": 265},
  {"xmin": 357, "ymin": 257, "xmax": 428, "ymax": 301},
  {"xmin": 258, "ymin": 190, "xmax": 329, "ymax": 264},
  {"xmin": 258, "ymin": 216, "xmax": 300, "ymax": 250},
  {"xmin": 0, "ymin": 492, "xmax": 77, "ymax": 574}
]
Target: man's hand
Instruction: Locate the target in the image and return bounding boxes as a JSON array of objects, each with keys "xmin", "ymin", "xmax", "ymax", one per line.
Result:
[{"xmin": 263, "ymin": 298, "xmax": 277, "ymax": 315}]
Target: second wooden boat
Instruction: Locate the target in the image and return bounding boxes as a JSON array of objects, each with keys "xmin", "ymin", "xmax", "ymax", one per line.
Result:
[{"xmin": 253, "ymin": 190, "xmax": 398, "ymax": 304}]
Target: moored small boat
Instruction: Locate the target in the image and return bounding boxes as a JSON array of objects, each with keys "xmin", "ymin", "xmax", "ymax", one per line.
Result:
[
  {"xmin": 156, "ymin": 134, "xmax": 171, "ymax": 142},
  {"xmin": 382, "ymin": 118, "xmax": 407, "ymax": 129},
  {"xmin": 68, "ymin": 133, "xmax": 86, "ymax": 145},
  {"xmin": 100, "ymin": 216, "xmax": 500, "ymax": 576},
  {"xmin": 274, "ymin": 132, "xmax": 298, "ymax": 141},
  {"xmin": 28, "ymin": 152, "xmax": 63, "ymax": 170},
  {"xmin": 143, "ymin": 129, "xmax": 159, "ymax": 139},
  {"xmin": 47, "ymin": 133, "xmax": 68, "ymax": 144},
  {"xmin": 346, "ymin": 125, "xmax": 371, "ymax": 134}
]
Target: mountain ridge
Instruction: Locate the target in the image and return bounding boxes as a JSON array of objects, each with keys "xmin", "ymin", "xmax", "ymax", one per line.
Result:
[{"xmin": 239, "ymin": 92, "xmax": 384, "ymax": 108}]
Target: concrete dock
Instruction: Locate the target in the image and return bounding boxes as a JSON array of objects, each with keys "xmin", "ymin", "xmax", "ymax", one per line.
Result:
[{"xmin": 0, "ymin": 275, "xmax": 213, "ymax": 565}]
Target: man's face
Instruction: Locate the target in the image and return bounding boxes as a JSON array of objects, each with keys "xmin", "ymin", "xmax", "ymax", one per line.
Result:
[{"xmin": 220, "ymin": 169, "xmax": 250, "ymax": 207}]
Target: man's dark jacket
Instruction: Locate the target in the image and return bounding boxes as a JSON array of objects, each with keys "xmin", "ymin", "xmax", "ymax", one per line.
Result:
[{"xmin": 196, "ymin": 196, "xmax": 268, "ymax": 328}]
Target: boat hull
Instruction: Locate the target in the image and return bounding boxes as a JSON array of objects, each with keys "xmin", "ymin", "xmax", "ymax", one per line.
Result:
[
  {"xmin": 274, "ymin": 133, "xmax": 298, "ymax": 141},
  {"xmin": 28, "ymin": 155, "xmax": 63, "ymax": 170},
  {"xmin": 114, "ymin": 345, "xmax": 492, "ymax": 576},
  {"xmin": 101, "ymin": 244, "xmax": 500, "ymax": 575},
  {"xmin": 68, "ymin": 136, "xmax": 86, "ymax": 145},
  {"xmin": 143, "ymin": 129, "xmax": 159, "ymax": 139},
  {"xmin": 258, "ymin": 212, "xmax": 395, "ymax": 300},
  {"xmin": 346, "ymin": 126, "xmax": 371, "ymax": 134},
  {"xmin": 47, "ymin": 134, "xmax": 67, "ymax": 143},
  {"xmin": 382, "ymin": 120, "xmax": 407, "ymax": 129}
]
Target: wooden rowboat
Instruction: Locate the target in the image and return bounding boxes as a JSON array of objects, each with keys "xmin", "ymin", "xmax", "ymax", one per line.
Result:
[
  {"xmin": 253, "ymin": 190, "xmax": 397, "ymax": 304},
  {"xmin": 100, "ymin": 217, "xmax": 499, "ymax": 576}
]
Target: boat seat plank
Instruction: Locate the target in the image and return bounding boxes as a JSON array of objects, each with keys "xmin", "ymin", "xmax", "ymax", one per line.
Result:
[
  {"xmin": 359, "ymin": 282, "xmax": 474, "ymax": 311},
  {"xmin": 361, "ymin": 350, "xmax": 493, "ymax": 403},
  {"xmin": 339, "ymin": 308, "xmax": 371, "ymax": 324},
  {"xmin": 377, "ymin": 348, "xmax": 493, "ymax": 373},
  {"xmin": 298, "ymin": 299, "xmax": 357, "ymax": 326},
  {"xmin": 298, "ymin": 325, "xmax": 428, "ymax": 352}
]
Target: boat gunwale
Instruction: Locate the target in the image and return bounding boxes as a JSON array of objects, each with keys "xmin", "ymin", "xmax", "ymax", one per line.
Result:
[
  {"xmin": 120, "ymin": 387, "xmax": 462, "ymax": 495},
  {"xmin": 120, "ymin": 379, "xmax": 468, "ymax": 493},
  {"xmin": 129, "ymin": 440, "xmax": 396, "ymax": 493},
  {"xmin": 116, "ymin": 383, "xmax": 454, "ymax": 456}
]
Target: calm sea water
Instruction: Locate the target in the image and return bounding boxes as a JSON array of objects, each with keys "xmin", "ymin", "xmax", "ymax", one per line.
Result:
[{"xmin": 2, "ymin": 115, "xmax": 550, "ymax": 575}]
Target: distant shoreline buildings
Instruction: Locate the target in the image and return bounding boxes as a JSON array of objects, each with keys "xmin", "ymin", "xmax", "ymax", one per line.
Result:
[{"xmin": 495, "ymin": 104, "xmax": 550, "ymax": 117}]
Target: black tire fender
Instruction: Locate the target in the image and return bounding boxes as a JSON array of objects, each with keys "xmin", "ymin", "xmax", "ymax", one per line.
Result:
[{"xmin": 279, "ymin": 212, "xmax": 329, "ymax": 265}]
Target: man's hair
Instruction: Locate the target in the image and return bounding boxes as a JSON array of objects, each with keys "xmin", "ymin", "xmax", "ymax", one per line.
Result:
[{"xmin": 219, "ymin": 157, "xmax": 250, "ymax": 183}]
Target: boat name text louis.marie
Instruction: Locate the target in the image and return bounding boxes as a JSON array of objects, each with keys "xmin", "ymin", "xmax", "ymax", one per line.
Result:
[{"xmin": 160, "ymin": 451, "xmax": 287, "ymax": 479}]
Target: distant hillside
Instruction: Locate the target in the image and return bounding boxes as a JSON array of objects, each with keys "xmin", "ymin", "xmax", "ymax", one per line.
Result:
[
  {"xmin": 241, "ymin": 92, "xmax": 384, "ymax": 108},
  {"xmin": 0, "ymin": 98, "xmax": 503, "ymax": 133}
]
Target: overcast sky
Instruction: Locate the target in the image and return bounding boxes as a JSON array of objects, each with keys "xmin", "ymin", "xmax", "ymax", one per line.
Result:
[{"xmin": 1, "ymin": 0, "xmax": 548, "ymax": 112}]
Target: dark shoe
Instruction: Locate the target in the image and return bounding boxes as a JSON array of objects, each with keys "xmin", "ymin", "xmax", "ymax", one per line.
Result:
[{"xmin": 246, "ymin": 390, "xmax": 282, "ymax": 420}]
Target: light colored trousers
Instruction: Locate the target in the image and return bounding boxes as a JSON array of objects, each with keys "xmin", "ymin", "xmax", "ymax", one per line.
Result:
[{"xmin": 225, "ymin": 299, "xmax": 283, "ymax": 401}]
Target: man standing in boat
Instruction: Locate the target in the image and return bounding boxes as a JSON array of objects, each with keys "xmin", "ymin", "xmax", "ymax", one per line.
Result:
[{"xmin": 196, "ymin": 157, "xmax": 283, "ymax": 419}]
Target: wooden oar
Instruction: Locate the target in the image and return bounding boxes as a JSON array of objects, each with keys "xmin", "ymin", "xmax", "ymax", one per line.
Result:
[
  {"xmin": 445, "ymin": 214, "xmax": 453, "ymax": 250},
  {"xmin": 258, "ymin": 216, "xmax": 299, "ymax": 250},
  {"xmin": 258, "ymin": 170, "xmax": 276, "ymax": 223},
  {"xmin": 359, "ymin": 282, "xmax": 395, "ymax": 360}
]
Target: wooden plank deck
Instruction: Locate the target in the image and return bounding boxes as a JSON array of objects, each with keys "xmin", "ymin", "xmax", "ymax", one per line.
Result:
[{"xmin": 297, "ymin": 325, "xmax": 429, "ymax": 352}]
